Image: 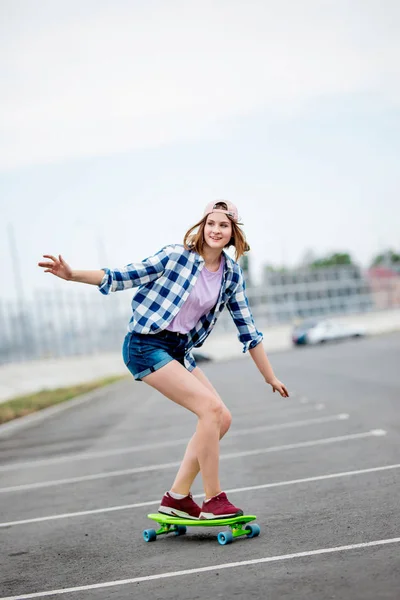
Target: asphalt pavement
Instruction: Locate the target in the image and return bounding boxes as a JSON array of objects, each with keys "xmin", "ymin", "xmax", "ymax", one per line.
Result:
[{"xmin": 0, "ymin": 333, "xmax": 399, "ymax": 600}]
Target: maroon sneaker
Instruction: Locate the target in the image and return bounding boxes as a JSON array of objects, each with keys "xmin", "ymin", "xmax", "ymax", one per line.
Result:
[
  {"xmin": 200, "ymin": 492, "xmax": 243, "ymax": 519},
  {"xmin": 158, "ymin": 492, "xmax": 201, "ymax": 520}
]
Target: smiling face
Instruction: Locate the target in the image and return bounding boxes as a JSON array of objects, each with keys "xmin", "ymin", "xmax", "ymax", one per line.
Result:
[{"xmin": 203, "ymin": 212, "xmax": 232, "ymax": 250}]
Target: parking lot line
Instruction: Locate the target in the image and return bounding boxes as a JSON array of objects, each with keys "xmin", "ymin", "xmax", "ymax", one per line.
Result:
[
  {"xmin": 0, "ymin": 430, "xmax": 385, "ymax": 494},
  {"xmin": 1, "ymin": 462, "xmax": 398, "ymax": 528},
  {"xmin": 0, "ymin": 413, "xmax": 349, "ymax": 472},
  {"xmin": 1, "ymin": 537, "xmax": 399, "ymax": 599}
]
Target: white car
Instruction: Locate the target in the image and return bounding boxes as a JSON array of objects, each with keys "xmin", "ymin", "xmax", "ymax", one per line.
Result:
[{"xmin": 292, "ymin": 318, "xmax": 366, "ymax": 346}]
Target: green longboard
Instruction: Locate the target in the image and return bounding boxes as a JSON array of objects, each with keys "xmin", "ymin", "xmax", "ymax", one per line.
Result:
[{"xmin": 143, "ymin": 513, "xmax": 260, "ymax": 545}]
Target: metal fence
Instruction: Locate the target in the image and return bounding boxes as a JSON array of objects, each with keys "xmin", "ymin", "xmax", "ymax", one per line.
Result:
[
  {"xmin": 0, "ymin": 288, "xmax": 132, "ymax": 364},
  {"xmin": 1, "ymin": 280, "xmax": 399, "ymax": 365}
]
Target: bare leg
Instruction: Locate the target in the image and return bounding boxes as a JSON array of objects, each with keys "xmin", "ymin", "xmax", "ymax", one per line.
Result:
[
  {"xmin": 143, "ymin": 362, "xmax": 231, "ymax": 499},
  {"xmin": 170, "ymin": 367, "xmax": 231, "ymax": 496}
]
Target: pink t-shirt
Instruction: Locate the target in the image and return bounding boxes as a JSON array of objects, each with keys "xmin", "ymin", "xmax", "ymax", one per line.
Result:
[{"xmin": 166, "ymin": 256, "xmax": 225, "ymax": 334}]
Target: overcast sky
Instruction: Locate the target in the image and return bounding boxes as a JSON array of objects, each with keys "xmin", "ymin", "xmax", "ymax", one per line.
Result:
[{"xmin": 1, "ymin": 0, "xmax": 399, "ymax": 301}]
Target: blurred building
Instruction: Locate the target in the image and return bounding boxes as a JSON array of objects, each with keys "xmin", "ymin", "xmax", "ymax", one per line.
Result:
[
  {"xmin": 246, "ymin": 264, "xmax": 373, "ymax": 323},
  {"xmin": 367, "ymin": 266, "xmax": 400, "ymax": 309}
]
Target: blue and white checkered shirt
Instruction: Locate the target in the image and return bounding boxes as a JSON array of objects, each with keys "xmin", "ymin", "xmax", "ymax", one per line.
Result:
[{"xmin": 99, "ymin": 244, "xmax": 263, "ymax": 369}]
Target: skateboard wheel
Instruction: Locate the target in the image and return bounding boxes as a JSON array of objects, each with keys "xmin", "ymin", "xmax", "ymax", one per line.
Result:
[
  {"xmin": 217, "ymin": 531, "xmax": 233, "ymax": 545},
  {"xmin": 174, "ymin": 525, "xmax": 187, "ymax": 536},
  {"xmin": 143, "ymin": 528, "xmax": 157, "ymax": 542},
  {"xmin": 245, "ymin": 524, "xmax": 260, "ymax": 538}
]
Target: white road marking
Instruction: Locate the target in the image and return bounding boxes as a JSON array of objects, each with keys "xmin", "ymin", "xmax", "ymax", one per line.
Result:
[
  {"xmin": 1, "ymin": 462, "xmax": 398, "ymax": 528},
  {"xmin": 233, "ymin": 403, "xmax": 324, "ymax": 420},
  {"xmin": 0, "ymin": 413, "xmax": 349, "ymax": 472},
  {"xmin": 233, "ymin": 413, "xmax": 349, "ymax": 437},
  {"xmin": 1, "ymin": 537, "xmax": 399, "ymax": 599},
  {"xmin": 0, "ymin": 430, "xmax": 384, "ymax": 494},
  {"xmin": 0, "ymin": 461, "xmax": 181, "ymax": 494},
  {"xmin": 223, "ymin": 461, "xmax": 398, "ymax": 494}
]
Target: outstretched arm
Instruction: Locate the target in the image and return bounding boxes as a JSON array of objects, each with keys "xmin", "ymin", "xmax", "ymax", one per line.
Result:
[
  {"xmin": 249, "ymin": 342, "xmax": 289, "ymax": 397},
  {"xmin": 38, "ymin": 245, "xmax": 175, "ymax": 293},
  {"xmin": 227, "ymin": 269, "xmax": 289, "ymax": 398},
  {"xmin": 38, "ymin": 255, "xmax": 104, "ymax": 286}
]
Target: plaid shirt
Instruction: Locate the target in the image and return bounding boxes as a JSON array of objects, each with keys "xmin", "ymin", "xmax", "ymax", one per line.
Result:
[{"xmin": 99, "ymin": 244, "xmax": 263, "ymax": 369}]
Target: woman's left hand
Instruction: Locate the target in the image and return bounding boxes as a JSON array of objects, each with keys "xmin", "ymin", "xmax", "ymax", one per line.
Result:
[{"xmin": 268, "ymin": 377, "xmax": 289, "ymax": 398}]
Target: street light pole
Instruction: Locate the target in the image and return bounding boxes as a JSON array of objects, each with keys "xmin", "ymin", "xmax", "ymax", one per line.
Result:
[{"xmin": 7, "ymin": 222, "xmax": 25, "ymax": 306}]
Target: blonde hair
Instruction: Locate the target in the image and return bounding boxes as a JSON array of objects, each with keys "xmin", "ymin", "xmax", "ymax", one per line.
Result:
[{"xmin": 183, "ymin": 202, "xmax": 250, "ymax": 261}]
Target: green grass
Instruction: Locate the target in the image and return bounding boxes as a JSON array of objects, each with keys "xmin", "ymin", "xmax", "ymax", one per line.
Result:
[{"xmin": 0, "ymin": 375, "xmax": 127, "ymax": 425}]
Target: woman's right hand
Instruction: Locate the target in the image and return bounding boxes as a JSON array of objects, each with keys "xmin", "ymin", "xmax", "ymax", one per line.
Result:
[{"xmin": 38, "ymin": 254, "xmax": 73, "ymax": 281}]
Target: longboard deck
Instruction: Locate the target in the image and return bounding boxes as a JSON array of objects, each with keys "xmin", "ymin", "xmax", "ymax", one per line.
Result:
[{"xmin": 147, "ymin": 513, "xmax": 257, "ymax": 527}]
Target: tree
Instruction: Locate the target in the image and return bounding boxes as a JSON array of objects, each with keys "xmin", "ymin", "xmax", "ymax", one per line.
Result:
[
  {"xmin": 371, "ymin": 249, "xmax": 400, "ymax": 267},
  {"xmin": 239, "ymin": 254, "xmax": 252, "ymax": 285},
  {"xmin": 310, "ymin": 253, "xmax": 353, "ymax": 268}
]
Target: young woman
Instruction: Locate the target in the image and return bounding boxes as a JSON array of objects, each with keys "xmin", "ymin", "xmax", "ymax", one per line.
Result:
[{"xmin": 38, "ymin": 200, "xmax": 289, "ymax": 520}]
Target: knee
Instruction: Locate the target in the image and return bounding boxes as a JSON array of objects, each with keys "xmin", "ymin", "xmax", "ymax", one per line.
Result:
[
  {"xmin": 220, "ymin": 408, "xmax": 232, "ymax": 437},
  {"xmin": 206, "ymin": 401, "xmax": 232, "ymax": 436},
  {"xmin": 200, "ymin": 395, "xmax": 231, "ymax": 435},
  {"xmin": 202, "ymin": 396, "xmax": 225, "ymax": 423}
]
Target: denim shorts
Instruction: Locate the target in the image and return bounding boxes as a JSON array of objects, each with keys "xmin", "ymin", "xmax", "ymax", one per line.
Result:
[{"xmin": 122, "ymin": 330, "xmax": 196, "ymax": 381}]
